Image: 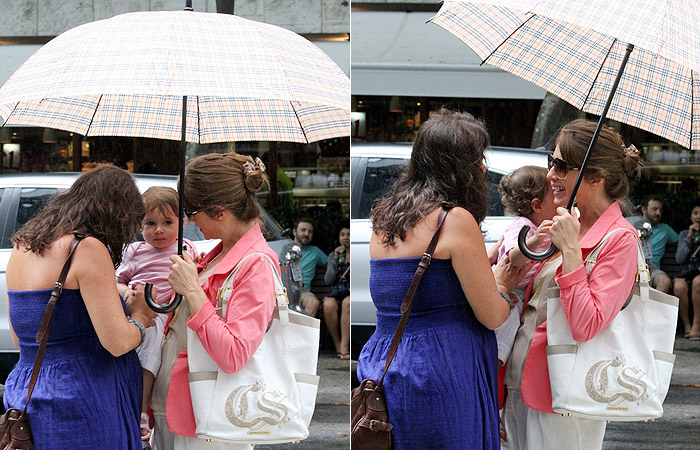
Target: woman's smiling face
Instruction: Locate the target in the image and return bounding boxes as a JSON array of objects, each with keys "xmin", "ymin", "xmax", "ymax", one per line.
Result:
[{"xmin": 547, "ymin": 145, "xmax": 575, "ymax": 207}]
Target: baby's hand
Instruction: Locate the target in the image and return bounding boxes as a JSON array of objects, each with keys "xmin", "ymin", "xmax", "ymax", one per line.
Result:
[
  {"xmin": 535, "ymin": 220, "xmax": 553, "ymax": 244},
  {"xmin": 194, "ymin": 252, "xmax": 206, "ymax": 264},
  {"xmin": 123, "ymin": 287, "xmax": 136, "ymax": 304}
]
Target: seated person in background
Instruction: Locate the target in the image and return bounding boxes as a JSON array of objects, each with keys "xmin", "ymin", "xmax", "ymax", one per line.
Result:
[
  {"xmin": 293, "ymin": 217, "xmax": 328, "ymax": 316},
  {"xmin": 641, "ymin": 195, "xmax": 678, "ymax": 293},
  {"xmin": 323, "ymin": 222, "xmax": 350, "ymax": 360},
  {"xmin": 674, "ymin": 198, "xmax": 700, "ymax": 339}
]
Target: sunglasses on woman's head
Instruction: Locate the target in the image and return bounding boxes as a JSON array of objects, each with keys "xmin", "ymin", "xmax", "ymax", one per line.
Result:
[{"xmin": 547, "ymin": 153, "xmax": 581, "ymax": 180}]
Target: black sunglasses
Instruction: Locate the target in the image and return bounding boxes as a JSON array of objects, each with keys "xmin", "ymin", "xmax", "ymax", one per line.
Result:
[{"xmin": 547, "ymin": 153, "xmax": 581, "ymax": 180}]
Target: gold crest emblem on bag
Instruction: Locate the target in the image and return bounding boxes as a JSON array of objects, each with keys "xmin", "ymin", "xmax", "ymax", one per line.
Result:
[
  {"xmin": 224, "ymin": 379, "xmax": 291, "ymax": 433},
  {"xmin": 585, "ymin": 354, "xmax": 649, "ymax": 409}
]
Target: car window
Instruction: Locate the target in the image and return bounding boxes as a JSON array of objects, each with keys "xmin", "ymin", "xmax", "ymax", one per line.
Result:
[
  {"xmin": 16, "ymin": 187, "xmax": 57, "ymax": 233},
  {"xmin": 357, "ymin": 158, "xmax": 408, "ymax": 219},
  {"xmin": 486, "ymin": 171, "xmax": 505, "ymax": 217},
  {"xmin": 356, "ymin": 157, "xmax": 506, "ymax": 220}
]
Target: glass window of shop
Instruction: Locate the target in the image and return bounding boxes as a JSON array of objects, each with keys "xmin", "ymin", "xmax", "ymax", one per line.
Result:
[
  {"xmin": 0, "ymin": 127, "xmax": 349, "ymax": 252},
  {"xmin": 351, "ymin": 95, "xmax": 541, "ymax": 147}
]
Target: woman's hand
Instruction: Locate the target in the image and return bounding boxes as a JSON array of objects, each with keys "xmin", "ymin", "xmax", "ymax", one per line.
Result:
[
  {"xmin": 334, "ymin": 245, "xmax": 345, "ymax": 259},
  {"xmin": 549, "ymin": 207, "xmax": 581, "ymax": 252},
  {"xmin": 689, "ymin": 222, "xmax": 700, "ymax": 238},
  {"xmin": 168, "ymin": 252, "xmax": 202, "ymax": 298},
  {"xmin": 127, "ymin": 285, "xmax": 158, "ymax": 328},
  {"xmin": 493, "ymin": 253, "xmax": 531, "ymax": 295},
  {"xmin": 550, "ymin": 207, "xmax": 583, "ymax": 274}
]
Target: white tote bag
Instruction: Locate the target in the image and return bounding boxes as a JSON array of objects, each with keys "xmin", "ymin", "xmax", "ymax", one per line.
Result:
[
  {"xmin": 546, "ymin": 228, "xmax": 678, "ymax": 421},
  {"xmin": 187, "ymin": 253, "xmax": 321, "ymax": 444}
]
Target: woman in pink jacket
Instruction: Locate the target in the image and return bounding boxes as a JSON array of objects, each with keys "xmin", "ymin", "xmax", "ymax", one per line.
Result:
[
  {"xmin": 159, "ymin": 152, "xmax": 278, "ymax": 450},
  {"xmin": 501, "ymin": 120, "xmax": 642, "ymax": 450}
]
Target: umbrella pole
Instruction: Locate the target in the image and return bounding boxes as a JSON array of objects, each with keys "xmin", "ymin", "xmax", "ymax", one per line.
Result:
[
  {"xmin": 144, "ymin": 95, "xmax": 188, "ymax": 313},
  {"xmin": 178, "ymin": 95, "xmax": 187, "ymax": 258},
  {"xmin": 518, "ymin": 43, "xmax": 635, "ymax": 261}
]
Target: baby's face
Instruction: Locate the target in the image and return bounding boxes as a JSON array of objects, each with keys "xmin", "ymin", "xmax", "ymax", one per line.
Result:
[{"xmin": 142, "ymin": 207, "xmax": 179, "ymax": 249}]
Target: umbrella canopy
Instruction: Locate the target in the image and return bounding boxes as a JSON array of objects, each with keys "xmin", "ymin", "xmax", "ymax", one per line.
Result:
[
  {"xmin": 0, "ymin": 10, "xmax": 349, "ymax": 144},
  {"xmin": 0, "ymin": 8, "xmax": 349, "ymax": 311},
  {"xmin": 431, "ymin": 0, "xmax": 700, "ymax": 150}
]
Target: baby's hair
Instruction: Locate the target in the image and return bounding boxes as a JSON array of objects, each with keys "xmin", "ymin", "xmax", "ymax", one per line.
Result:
[
  {"xmin": 142, "ymin": 186, "xmax": 179, "ymax": 219},
  {"xmin": 498, "ymin": 165, "xmax": 549, "ymax": 216}
]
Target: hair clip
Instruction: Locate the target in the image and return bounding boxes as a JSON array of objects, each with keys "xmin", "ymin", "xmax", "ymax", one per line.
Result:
[
  {"xmin": 624, "ymin": 144, "xmax": 639, "ymax": 156},
  {"xmin": 254, "ymin": 157, "xmax": 266, "ymax": 173},
  {"xmin": 243, "ymin": 157, "xmax": 267, "ymax": 176}
]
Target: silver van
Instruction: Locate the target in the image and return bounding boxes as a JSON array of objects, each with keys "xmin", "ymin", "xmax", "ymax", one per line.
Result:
[
  {"xmin": 0, "ymin": 172, "xmax": 302, "ymax": 383},
  {"xmin": 350, "ymin": 143, "xmax": 548, "ymax": 358}
]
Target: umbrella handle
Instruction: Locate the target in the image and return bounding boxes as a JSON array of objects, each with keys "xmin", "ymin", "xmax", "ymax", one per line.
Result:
[
  {"xmin": 516, "ymin": 225, "xmax": 559, "ymax": 261},
  {"xmin": 144, "ymin": 283, "xmax": 183, "ymax": 313}
]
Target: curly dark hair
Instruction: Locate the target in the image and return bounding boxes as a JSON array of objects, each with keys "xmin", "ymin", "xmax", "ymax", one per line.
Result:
[
  {"xmin": 498, "ymin": 165, "xmax": 549, "ymax": 216},
  {"xmin": 12, "ymin": 166, "xmax": 145, "ymax": 267},
  {"xmin": 371, "ymin": 108, "xmax": 490, "ymax": 245}
]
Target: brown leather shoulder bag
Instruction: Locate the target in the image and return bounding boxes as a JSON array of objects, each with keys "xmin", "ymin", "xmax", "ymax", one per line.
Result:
[
  {"xmin": 351, "ymin": 206, "xmax": 450, "ymax": 450},
  {"xmin": 0, "ymin": 237, "xmax": 82, "ymax": 450}
]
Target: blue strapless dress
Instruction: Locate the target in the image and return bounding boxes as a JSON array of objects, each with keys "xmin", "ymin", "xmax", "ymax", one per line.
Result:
[
  {"xmin": 3, "ymin": 289, "xmax": 142, "ymax": 450},
  {"xmin": 357, "ymin": 258, "xmax": 499, "ymax": 450}
]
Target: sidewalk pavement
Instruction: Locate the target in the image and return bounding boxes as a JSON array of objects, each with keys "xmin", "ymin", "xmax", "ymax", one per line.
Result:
[{"xmin": 256, "ymin": 350, "xmax": 350, "ymax": 450}]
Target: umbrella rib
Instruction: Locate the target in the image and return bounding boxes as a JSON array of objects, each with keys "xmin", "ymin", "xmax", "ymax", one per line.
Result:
[
  {"xmin": 1, "ymin": 102, "xmax": 20, "ymax": 127},
  {"xmin": 581, "ymin": 39, "xmax": 617, "ymax": 111},
  {"xmin": 691, "ymin": 70, "xmax": 696, "ymax": 151},
  {"xmin": 289, "ymin": 101, "xmax": 310, "ymax": 144},
  {"xmin": 196, "ymin": 95, "xmax": 201, "ymax": 145},
  {"xmin": 84, "ymin": 94, "xmax": 103, "ymax": 137},
  {"xmin": 480, "ymin": 13, "xmax": 535, "ymax": 66}
]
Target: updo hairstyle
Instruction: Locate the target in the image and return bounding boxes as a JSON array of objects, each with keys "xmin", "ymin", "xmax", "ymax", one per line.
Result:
[
  {"xmin": 556, "ymin": 119, "xmax": 641, "ymax": 200},
  {"xmin": 182, "ymin": 152, "xmax": 268, "ymax": 222}
]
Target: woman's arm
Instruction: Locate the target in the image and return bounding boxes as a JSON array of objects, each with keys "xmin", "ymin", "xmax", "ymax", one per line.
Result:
[
  {"xmin": 75, "ymin": 237, "xmax": 155, "ymax": 356},
  {"xmin": 324, "ymin": 250, "xmax": 339, "ymax": 285},
  {"xmin": 676, "ymin": 230, "xmax": 693, "ymax": 264},
  {"xmin": 446, "ymin": 208, "xmax": 523, "ymax": 329},
  {"xmin": 184, "ymin": 255, "xmax": 275, "ymax": 374},
  {"xmin": 557, "ymin": 231, "xmax": 639, "ymax": 342}
]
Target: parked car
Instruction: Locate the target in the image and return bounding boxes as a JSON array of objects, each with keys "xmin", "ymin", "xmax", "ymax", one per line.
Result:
[
  {"xmin": 0, "ymin": 172, "xmax": 303, "ymax": 384},
  {"xmin": 350, "ymin": 143, "xmax": 548, "ymax": 359}
]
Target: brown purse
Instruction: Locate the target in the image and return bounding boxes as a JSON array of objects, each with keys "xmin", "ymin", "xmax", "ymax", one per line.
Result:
[
  {"xmin": 351, "ymin": 206, "xmax": 449, "ymax": 450},
  {"xmin": 0, "ymin": 237, "xmax": 82, "ymax": 450}
]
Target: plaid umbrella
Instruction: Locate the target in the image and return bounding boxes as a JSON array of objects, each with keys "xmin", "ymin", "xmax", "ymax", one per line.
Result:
[
  {"xmin": 431, "ymin": 0, "xmax": 700, "ymax": 151},
  {"xmin": 0, "ymin": 10, "xmax": 348, "ymax": 143},
  {"xmin": 431, "ymin": 0, "xmax": 700, "ymax": 259},
  {"xmin": 0, "ymin": 6, "xmax": 349, "ymax": 310}
]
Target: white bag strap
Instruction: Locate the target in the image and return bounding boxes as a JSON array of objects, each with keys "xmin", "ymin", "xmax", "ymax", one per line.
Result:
[
  {"xmin": 584, "ymin": 227, "xmax": 650, "ymax": 303},
  {"xmin": 216, "ymin": 252, "xmax": 290, "ymax": 325}
]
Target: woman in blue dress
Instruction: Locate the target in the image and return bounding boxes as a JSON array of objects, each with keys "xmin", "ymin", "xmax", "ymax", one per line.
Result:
[
  {"xmin": 4, "ymin": 166, "xmax": 158, "ymax": 450},
  {"xmin": 357, "ymin": 109, "xmax": 527, "ymax": 449}
]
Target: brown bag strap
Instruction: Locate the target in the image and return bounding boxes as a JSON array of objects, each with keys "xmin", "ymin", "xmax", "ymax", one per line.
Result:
[
  {"xmin": 378, "ymin": 205, "xmax": 451, "ymax": 387},
  {"xmin": 23, "ymin": 236, "xmax": 83, "ymax": 415}
]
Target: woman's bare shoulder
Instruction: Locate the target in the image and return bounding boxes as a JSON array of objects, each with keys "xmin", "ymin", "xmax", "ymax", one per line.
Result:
[{"xmin": 443, "ymin": 206, "xmax": 480, "ymax": 234}]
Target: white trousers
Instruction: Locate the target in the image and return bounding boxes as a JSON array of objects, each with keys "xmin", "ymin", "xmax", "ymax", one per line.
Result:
[
  {"xmin": 152, "ymin": 413, "xmax": 175, "ymax": 450},
  {"xmin": 501, "ymin": 388, "xmax": 530, "ymax": 450},
  {"xmin": 173, "ymin": 435, "xmax": 252, "ymax": 450},
  {"xmin": 526, "ymin": 407, "xmax": 606, "ymax": 450}
]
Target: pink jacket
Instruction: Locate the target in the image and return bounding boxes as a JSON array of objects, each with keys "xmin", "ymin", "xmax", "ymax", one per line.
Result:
[
  {"xmin": 521, "ymin": 201, "xmax": 639, "ymax": 413},
  {"xmin": 166, "ymin": 223, "xmax": 277, "ymax": 437}
]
